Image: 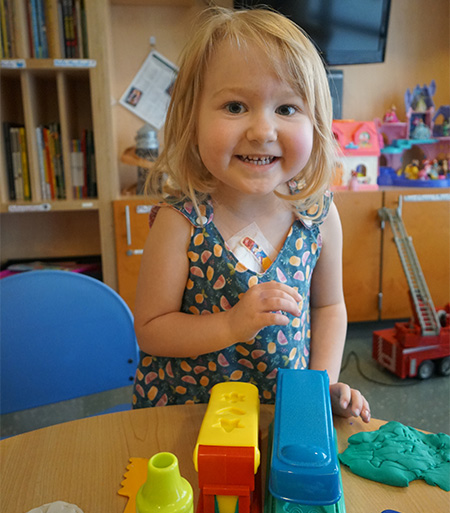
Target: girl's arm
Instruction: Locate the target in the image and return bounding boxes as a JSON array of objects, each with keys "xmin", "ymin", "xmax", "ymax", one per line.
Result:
[
  {"xmin": 134, "ymin": 206, "xmax": 301, "ymax": 357},
  {"xmin": 309, "ymin": 202, "xmax": 347, "ymax": 381},
  {"xmin": 309, "ymin": 203, "xmax": 371, "ymax": 422}
]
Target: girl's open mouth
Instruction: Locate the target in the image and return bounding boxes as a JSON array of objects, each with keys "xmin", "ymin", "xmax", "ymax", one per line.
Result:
[{"xmin": 238, "ymin": 155, "xmax": 277, "ymax": 165}]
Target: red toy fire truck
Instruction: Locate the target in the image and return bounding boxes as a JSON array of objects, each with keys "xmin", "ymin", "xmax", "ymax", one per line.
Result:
[{"xmin": 372, "ymin": 195, "xmax": 450, "ymax": 380}]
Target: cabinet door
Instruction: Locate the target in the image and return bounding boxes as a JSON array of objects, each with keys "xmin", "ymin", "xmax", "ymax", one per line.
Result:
[
  {"xmin": 334, "ymin": 190, "xmax": 383, "ymax": 322},
  {"xmin": 113, "ymin": 199, "xmax": 152, "ymax": 312},
  {"xmin": 380, "ymin": 188, "xmax": 450, "ymax": 320}
]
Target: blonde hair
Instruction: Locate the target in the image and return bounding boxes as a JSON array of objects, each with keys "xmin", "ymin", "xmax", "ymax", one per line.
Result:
[{"xmin": 145, "ymin": 6, "xmax": 337, "ymax": 219}]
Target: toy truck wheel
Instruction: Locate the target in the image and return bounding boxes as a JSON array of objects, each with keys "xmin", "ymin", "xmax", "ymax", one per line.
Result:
[
  {"xmin": 437, "ymin": 357, "xmax": 450, "ymax": 376},
  {"xmin": 437, "ymin": 309, "xmax": 448, "ymax": 327},
  {"xmin": 417, "ymin": 360, "xmax": 434, "ymax": 379}
]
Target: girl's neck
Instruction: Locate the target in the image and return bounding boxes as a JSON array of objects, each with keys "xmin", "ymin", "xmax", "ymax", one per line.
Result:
[{"xmin": 211, "ymin": 190, "xmax": 294, "ymax": 251}]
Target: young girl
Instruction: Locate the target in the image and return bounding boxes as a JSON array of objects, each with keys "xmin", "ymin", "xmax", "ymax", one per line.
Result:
[{"xmin": 133, "ymin": 6, "xmax": 370, "ymax": 423}]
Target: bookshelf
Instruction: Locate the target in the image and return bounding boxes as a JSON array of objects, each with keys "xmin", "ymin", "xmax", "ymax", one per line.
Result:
[{"xmin": 0, "ymin": 0, "xmax": 119, "ymax": 288}]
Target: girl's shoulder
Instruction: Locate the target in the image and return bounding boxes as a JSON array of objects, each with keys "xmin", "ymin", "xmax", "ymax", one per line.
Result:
[
  {"xmin": 291, "ymin": 186, "xmax": 334, "ymax": 229},
  {"xmin": 149, "ymin": 197, "xmax": 214, "ymax": 229}
]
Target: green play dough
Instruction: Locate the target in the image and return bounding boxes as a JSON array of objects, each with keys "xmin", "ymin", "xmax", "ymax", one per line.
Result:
[{"xmin": 338, "ymin": 421, "xmax": 450, "ymax": 491}]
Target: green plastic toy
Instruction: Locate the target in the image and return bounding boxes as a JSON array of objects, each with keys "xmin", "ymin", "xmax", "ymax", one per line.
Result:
[{"xmin": 136, "ymin": 452, "xmax": 194, "ymax": 513}]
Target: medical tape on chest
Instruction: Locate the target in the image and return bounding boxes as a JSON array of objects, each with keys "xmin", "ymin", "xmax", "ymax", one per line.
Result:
[{"xmin": 241, "ymin": 236, "xmax": 272, "ymax": 271}]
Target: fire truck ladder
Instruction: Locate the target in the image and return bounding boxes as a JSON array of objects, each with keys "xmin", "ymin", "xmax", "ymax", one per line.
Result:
[{"xmin": 380, "ymin": 199, "xmax": 441, "ymax": 337}]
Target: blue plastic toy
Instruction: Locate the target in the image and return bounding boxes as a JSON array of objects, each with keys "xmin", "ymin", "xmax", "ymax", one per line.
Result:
[{"xmin": 265, "ymin": 369, "xmax": 346, "ymax": 513}]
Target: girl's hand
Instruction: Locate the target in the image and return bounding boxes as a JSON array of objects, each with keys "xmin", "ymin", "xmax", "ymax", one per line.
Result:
[
  {"xmin": 330, "ymin": 382, "xmax": 371, "ymax": 423},
  {"xmin": 226, "ymin": 281, "xmax": 301, "ymax": 343}
]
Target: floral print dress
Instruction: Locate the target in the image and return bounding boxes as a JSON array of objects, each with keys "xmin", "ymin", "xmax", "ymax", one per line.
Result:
[{"xmin": 132, "ymin": 191, "xmax": 332, "ymax": 408}]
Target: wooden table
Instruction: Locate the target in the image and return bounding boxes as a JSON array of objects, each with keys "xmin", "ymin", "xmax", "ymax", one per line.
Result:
[{"xmin": 1, "ymin": 405, "xmax": 448, "ymax": 513}]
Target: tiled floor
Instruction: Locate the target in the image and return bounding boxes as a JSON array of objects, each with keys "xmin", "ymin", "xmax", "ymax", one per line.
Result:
[{"xmin": 1, "ymin": 321, "xmax": 449, "ymax": 438}]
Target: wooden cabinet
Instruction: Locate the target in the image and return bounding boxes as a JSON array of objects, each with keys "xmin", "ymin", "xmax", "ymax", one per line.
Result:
[
  {"xmin": 334, "ymin": 190, "xmax": 383, "ymax": 322},
  {"xmin": 380, "ymin": 188, "xmax": 450, "ymax": 319},
  {"xmin": 0, "ymin": 0, "xmax": 118, "ymax": 288},
  {"xmin": 113, "ymin": 198, "xmax": 153, "ymax": 313},
  {"xmin": 336, "ymin": 188, "xmax": 450, "ymax": 322}
]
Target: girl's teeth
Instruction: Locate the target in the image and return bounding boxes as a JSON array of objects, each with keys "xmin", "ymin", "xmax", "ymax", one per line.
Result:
[{"xmin": 240, "ymin": 155, "xmax": 274, "ymax": 165}]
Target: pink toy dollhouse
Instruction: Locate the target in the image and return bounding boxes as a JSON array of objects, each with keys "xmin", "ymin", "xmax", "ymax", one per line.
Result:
[
  {"xmin": 332, "ymin": 120, "xmax": 381, "ymax": 189},
  {"xmin": 376, "ymin": 81, "xmax": 450, "ymax": 186}
]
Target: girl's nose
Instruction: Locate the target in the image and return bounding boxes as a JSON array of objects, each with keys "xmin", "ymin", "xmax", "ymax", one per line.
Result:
[{"xmin": 246, "ymin": 113, "xmax": 277, "ymax": 144}]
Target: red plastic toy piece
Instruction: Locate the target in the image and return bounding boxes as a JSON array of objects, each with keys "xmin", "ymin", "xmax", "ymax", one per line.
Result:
[{"xmin": 196, "ymin": 445, "xmax": 261, "ymax": 513}]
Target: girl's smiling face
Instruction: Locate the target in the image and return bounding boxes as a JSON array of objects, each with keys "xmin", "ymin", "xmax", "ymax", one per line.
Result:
[{"xmin": 196, "ymin": 40, "xmax": 314, "ymax": 199}]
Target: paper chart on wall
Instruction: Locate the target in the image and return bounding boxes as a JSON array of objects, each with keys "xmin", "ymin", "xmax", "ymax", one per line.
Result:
[{"xmin": 119, "ymin": 50, "xmax": 178, "ymax": 130}]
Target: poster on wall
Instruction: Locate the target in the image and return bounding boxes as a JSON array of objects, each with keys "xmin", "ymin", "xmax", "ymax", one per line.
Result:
[{"xmin": 119, "ymin": 50, "xmax": 178, "ymax": 130}]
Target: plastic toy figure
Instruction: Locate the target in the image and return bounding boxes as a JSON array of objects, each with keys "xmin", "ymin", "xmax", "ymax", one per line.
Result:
[
  {"xmin": 383, "ymin": 105, "xmax": 399, "ymax": 123},
  {"xmin": 418, "ymin": 168, "xmax": 428, "ymax": 181},
  {"xmin": 403, "ymin": 160, "xmax": 420, "ymax": 180},
  {"xmin": 411, "ymin": 119, "xmax": 432, "ymax": 139},
  {"xmin": 348, "ymin": 170, "xmax": 359, "ymax": 190}
]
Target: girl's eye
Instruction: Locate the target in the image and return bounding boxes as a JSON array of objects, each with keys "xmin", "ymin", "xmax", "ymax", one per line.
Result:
[
  {"xmin": 276, "ymin": 105, "xmax": 298, "ymax": 116},
  {"xmin": 225, "ymin": 102, "xmax": 245, "ymax": 114}
]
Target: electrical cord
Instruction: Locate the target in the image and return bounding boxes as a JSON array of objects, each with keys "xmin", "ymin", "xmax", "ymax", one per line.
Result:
[{"xmin": 340, "ymin": 350, "xmax": 422, "ymax": 387}]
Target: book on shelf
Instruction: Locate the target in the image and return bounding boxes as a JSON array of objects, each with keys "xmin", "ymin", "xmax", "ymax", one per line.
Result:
[
  {"xmin": 59, "ymin": 0, "xmax": 88, "ymax": 58},
  {"xmin": 26, "ymin": 0, "xmax": 50, "ymax": 58},
  {"xmin": 44, "ymin": 0, "xmax": 59, "ymax": 57},
  {"xmin": 2, "ymin": 122, "xmax": 32, "ymax": 201},
  {"xmin": 70, "ymin": 138, "xmax": 84, "ymax": 197},
  {"xmin": 0, "ymin": 0, "xmax": 16, "ymax": 58},
  {"xmin": 18, "ymin": 127, "xmax": 32, "ymax": 200},
  {"xmin": 2, "ymin": 122, "xmax": 16, "ymax": 200},
  {"xmin": 70, "ymin": 129, "xmax": 96, "ymax": 198},
  {"xmin": 36, "ymin": 122, "xmax": 65, "ymax": 200}
]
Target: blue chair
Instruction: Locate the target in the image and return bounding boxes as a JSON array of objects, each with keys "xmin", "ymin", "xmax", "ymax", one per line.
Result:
[{"xmin": 0, "ymin": 270, "xmax": 139, "ymax": 415}]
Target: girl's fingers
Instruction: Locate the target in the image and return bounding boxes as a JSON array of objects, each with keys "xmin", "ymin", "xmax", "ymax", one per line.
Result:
[
  {"xmin": 330, "ymin": 383, "xmax": 371, "ymax": 423},
  {"xmin": 256, "ymin": 281, "xmax": 302, "ymax": 301}
]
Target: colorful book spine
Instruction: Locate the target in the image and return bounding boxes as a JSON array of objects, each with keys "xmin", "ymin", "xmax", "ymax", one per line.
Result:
[
  {"xmin": 80, "ymin": 0, "xmax": 88, "ymax": 57},
  {"xmin": 70, "ymin": 138, "xmax": 83, "ymax": 198},
  {"xmin": 44, "ymin": 0, "xmax": 57, "ymax": 57},
  {"xmin": 2, "ymin": 122, "xmax": 16, "ymax": 200},
  {"xmin": 42, "ymin": 126, "xmax": 56, "ymax": 198},
  {"xmin": 10, "ymin": 127, "xmax": 23, "ymax": 201},
  {"xmin": 51, "ymin": 123, "xmax": 65, "ymax": 198},
  {"xmin": 0, "ymin": 0, "xmax": 9, "ymax": 58},
  {"xmin": 18, "ymin": 127, "xmax": 31, "ymax": 200},
  {"xmin": 35, "ymin": 0, "xmax": 49, "ymax": 58},
  {"xmin": 61, "ymin": 0, "xmax": 74, "ymax": 58},
  {"xmin": 70, "ymin": 131, "xmax": 95, "ymax": 198},
  {"xmin": 36, "ymin": 126, "xmax": 50, "ymax": 199}
]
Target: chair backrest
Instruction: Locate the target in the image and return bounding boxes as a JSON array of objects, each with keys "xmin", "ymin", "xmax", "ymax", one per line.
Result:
[{"xmin": 0, "ymin": 271, "xmax": 139, "ymax": 414}]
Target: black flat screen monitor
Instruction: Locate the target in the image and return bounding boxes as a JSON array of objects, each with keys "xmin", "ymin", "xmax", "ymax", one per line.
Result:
[{"xmin": 234, "ymin": 0, "xmax": 392, "ymax": 66}]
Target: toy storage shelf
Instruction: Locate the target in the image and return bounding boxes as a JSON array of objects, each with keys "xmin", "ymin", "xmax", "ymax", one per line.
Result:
[{"xmin": 0, "ymin": 0, "xmax": 118, "ymax": 288}]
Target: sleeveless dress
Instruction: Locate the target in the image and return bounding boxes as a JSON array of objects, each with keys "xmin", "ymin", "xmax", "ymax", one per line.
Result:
[{"xmin": 132, "ymin": 190, "xmax": 333, "ymax": 407}]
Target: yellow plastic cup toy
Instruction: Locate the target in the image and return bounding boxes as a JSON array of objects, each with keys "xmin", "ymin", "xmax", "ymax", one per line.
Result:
[{"xmin": 136, "ymin": 452, "xmax": 194, "ymax": 513}]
